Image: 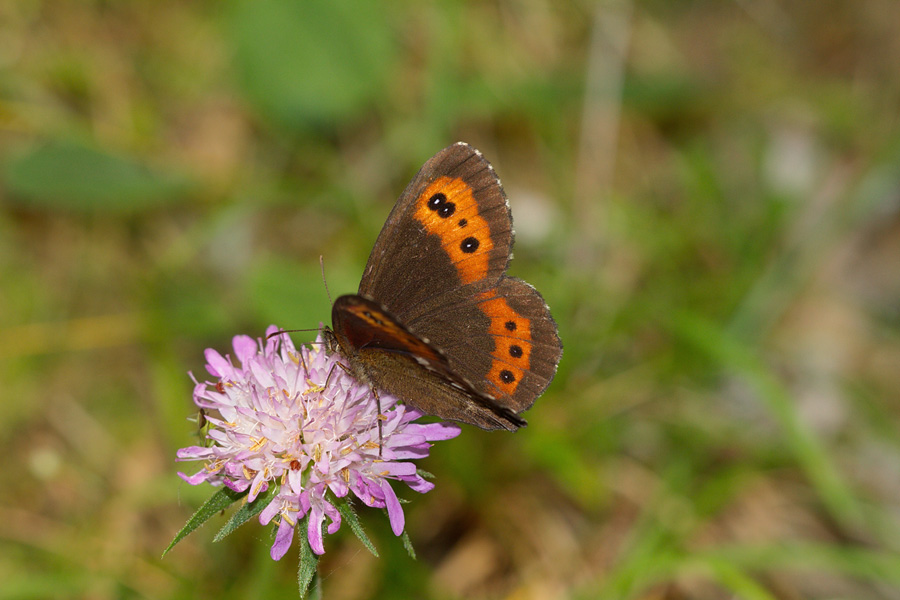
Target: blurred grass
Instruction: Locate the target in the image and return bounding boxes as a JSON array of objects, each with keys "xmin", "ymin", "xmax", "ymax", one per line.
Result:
[{"xmin": 3, "ymin": 0, "xmax": 900, "ymax": 598}]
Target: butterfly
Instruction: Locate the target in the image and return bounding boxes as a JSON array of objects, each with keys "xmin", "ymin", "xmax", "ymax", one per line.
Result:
[{"xmin": 324, "ymin": 142, "xmax": 562, "ymax": 430}]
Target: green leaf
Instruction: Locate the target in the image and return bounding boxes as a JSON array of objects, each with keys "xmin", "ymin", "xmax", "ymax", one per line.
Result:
[
  {"xmin": 415, "ymin": 468, "xmax": 435, "ymax": 480},
  {"xmin": 297, "ymin": 518, "xmax": 320, "ymax": 599},
  {"xmin": 400, "ymin": 529, "xmax": 416, "ymax": 560},
  {"xmin": 213, "ymin": 486, "xmax": 276, "ymax": 542},
  {"xmin": 336, "ymin": 501, "xmax": 378, "ymax": 557},
  {"xmin": 226, "ymin": 0, "xmax": 396, "ymax": 131},
  {"xmin": 162, "ymin": 487, "xmax": 248, "ymax": 558},
  {"xmin": 4, "ymin": 140, "xmax": 189, "ymax": 213}
]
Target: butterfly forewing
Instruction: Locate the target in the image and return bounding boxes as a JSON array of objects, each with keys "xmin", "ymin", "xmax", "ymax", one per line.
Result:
[{"xmin": 358, "ymin": 143, "xmax": 512, "ymax": 322}]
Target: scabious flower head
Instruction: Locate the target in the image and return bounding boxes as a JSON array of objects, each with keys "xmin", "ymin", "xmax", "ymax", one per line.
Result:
[{"xmin": 176, "ymin": 325, "xmax": 461, "ymax": 559}]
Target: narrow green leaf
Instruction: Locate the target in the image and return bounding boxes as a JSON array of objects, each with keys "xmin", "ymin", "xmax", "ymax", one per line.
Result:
[
  {"xmin": 336, "ymin": 501, "xmax": 378, "ymax": 557},
  {"xmin": 213, "ymin": 486, "xmax": 275, "ymax": 542},
  {"xmin": 297, "ymin": 517, "xmax": 320, "ymax": 599},
  {"xmin": 703, "ymin": 558, "xmax": 778, "ymax": 600},
  {"xmin": 162, "ymin": 487, "xmax": 248, "ymax": 557},
  {"xmin": 400, "ymin": 530, "xmax": 416, "ymax": 560},
  {"xmin": 415, "ymin": 468, "xmax": 435, "ymax": 480}
]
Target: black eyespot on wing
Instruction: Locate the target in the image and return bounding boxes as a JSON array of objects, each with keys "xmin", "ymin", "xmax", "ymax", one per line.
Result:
[
  {"xmin": 427, "ymin": 192, "xmax": 456, "ymax": 218},
  {"xmin": 461, "ymin": 237, "xmax": 479, "ymax": 253}
]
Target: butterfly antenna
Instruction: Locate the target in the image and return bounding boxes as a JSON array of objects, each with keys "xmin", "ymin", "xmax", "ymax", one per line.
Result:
[
  {"xmin": 320, "ymin": 255, "xmax": 334, "ymax": 305},
  {"xmin": 266, "ymin": 328, "xmax": 323, "ymax": 341}
]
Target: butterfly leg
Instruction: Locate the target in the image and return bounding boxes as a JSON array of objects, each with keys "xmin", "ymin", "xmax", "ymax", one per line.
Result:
[
  {"xmin": 371, "ymin": 386, "xmax": 384, "ymax": 457},
  {"xmin": 323, "ymin": 361, "xmax": 342, "ymax": 389}
]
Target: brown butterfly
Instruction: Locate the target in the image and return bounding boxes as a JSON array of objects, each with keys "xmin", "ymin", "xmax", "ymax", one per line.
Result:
[{"xmin": 324, "ymin": 143, "xmax": 562, "ymax": 430}]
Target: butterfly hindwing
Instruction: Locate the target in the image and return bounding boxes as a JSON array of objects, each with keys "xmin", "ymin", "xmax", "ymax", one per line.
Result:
[
  {"xmin": 404, "ymin": 276, "xmax": 561, "ymax": 413},
  {"xmin": 330, "ymin": 295, "xmax": 525, "ymax": 430}
]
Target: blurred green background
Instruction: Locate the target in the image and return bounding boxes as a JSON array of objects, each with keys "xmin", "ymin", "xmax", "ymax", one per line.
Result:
[{"xmin": 3, "ymin": 1, "xmax": 900, "ymax": 598}]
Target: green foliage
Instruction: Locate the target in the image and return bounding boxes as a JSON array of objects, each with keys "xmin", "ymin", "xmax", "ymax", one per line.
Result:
[
  {"xmin": 399, "ymin": 530, "xmax": 416, "ymax": 561},
  {"xmin": 297, "ymin": 521, "xmax": 320, "ymax": 599},
  {"xmin": 226, "ymin": 0, "xmax": 397, "ymax": 132},
  {"xmin": 213, "ymin": 486, "xmax": 276, "ymax": 542},
  {"xmin": 4, "ymin": 140, "xmax": 190, "ymax": 212},
  {"xmin": 337, "ymin": 501, "xmax": 379, "ymax": 557}
]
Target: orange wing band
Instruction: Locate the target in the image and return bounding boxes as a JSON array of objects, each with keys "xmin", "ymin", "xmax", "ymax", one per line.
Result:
[
  {"xmin": 476, "ymin": 290, "xmax": 532, "ymax": 396},
  {"xmin": 413, "ymin": 176, "xmax": 493, "ymax": 285}
]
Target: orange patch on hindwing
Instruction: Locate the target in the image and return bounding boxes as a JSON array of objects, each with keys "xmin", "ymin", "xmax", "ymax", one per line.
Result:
[
  {"xmin": 413, "ymin": 176, "xmax": 493, "ymax": 284},
  {"xmin": 476, "ymin": 290, "xmax": 532, "ymax": 395}
]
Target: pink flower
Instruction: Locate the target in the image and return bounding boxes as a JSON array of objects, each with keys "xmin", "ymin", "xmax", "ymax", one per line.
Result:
[{"xmin": 177, "ymin": 326, "xmax": 460, "ymax": 559}]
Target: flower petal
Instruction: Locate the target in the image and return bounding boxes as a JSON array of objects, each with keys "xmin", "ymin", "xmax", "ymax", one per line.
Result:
[
  {"xmin": 307, "ymin": 502, "xmax": 326, "ymax": 555},
  {"xmin": 178, "ymin": 469, "xmax": 212, "ymax": 485},
  {"xmin": 378, "ymin": 461, "xmax": 417, "ymax": 477},
  {"xmin": 405, "ymin": 477, "xmax": 435, "ymax": 494},
  {"xmin": 232, "ymin": 334, "xmax": 258, "ymax": 364},
  {"xmin": 380, "ymin": 479, "xmax": 404, "ymax": 536},
  {"xmin": 270, "ymin": 516, "xmax": 296, "ymax": 561},
  {"xmin": 259, "ymin": 498, "xmax": 281, "ymax": 525},
  {"xmin": 176, "ymin": 446, "xmax": 215, "ymax": 460},
  {"xmin": 324, "ymin": 500, "xmax": 342, "ymax": 535},
  {"xmin": 204, "ymin": 348, "xmax": 232, "ymax": 378},
  {"xmin": 404, "ymin": 422, "xmax": 462, "ymax": 441}
]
